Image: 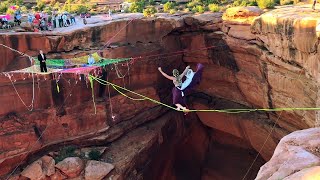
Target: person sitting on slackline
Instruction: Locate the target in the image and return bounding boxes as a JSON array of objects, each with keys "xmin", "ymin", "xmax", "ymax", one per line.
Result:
[
  {"xmin": 87, "ymin": 54, "xmax": 95, "ymax": 65},
  {"xmin": 158, "ymin": 63, "xmax": 204, "ymax": 112}
]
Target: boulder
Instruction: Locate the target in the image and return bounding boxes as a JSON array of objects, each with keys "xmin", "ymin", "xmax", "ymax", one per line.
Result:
[
  {"xmin": 19, "ymin": 22, "xmax": 33, "ymax": 32},
  {"xmin": 41, "ymin": 155, "xmax": 55, "ymax": 176},
  {"xmin": 50, "ymin": 169, "xmax": 67, "ymax": 180},
  {"xmin": 20, "ymin": 160, "xmax": 45, "ymax": 180},
  {"xmin": 284, "ymin": 166, "xmax": 320, "ymax": 180},
  {"xmin": 84, "ymin": 160, "xmax": 114, "ymax": 180},
  {"xmin": 256, "ymin": 128, "xmax": 320, "ymax": 179},
  {"xmin": 223, "ymin": 6, "xmax": 263, "ymax": 24},
  {"xmin": 55, "ymin": 157, "xmax": 84, "ymax": 178}
]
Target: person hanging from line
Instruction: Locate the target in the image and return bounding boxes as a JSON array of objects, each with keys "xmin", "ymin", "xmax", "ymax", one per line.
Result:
[
  {"xmin": 158, "ymin": 63, "xmax": 204, "ymax": 112},
  {"xmin": 38, "ymin": 50, "xmax": 47, "ymax": 73},
  {"xmin": 313, "ymin": 0, "xmax": 317, "ymax": 10}
]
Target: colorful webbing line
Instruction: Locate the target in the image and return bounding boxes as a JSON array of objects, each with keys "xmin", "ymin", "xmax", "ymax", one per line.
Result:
[{"xmin": 89, "ymin": 75, "xmax": 320, "ymax": 113}]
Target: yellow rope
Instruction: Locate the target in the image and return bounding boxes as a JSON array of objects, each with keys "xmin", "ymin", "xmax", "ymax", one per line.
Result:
[
  {"xmin": 90, "ymin": 75, "xmax": 182, "ymax": 111},
  {"xmin": 89, "ymin": 76, "xmax": 97, "ymax": 114},
  {"xmin": 90, "ymin": 75, "xmax": 320, "ymax": 113}
]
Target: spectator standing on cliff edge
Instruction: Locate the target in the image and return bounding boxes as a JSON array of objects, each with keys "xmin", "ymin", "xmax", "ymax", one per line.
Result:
[
  {"xmin": 313, "ymin": 0, "xmax": 317, "ymax": 10},
  {"xmin": 83, "ymin": 16, "xmax": 87, "ymax": 25},
  {"xmin": 38, "ymin": 50, "xmax": 47, "ymax": 73}
]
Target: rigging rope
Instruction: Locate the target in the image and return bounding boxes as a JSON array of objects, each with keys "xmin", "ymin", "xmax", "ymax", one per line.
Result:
[{"xmin": 1, "ymin": 50, "xmax": 36, "ymax": 111}]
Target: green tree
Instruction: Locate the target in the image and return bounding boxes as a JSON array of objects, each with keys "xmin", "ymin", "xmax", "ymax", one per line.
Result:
[
  {"xmin": 148, "ymin": 0, "xmax": 156, "ymax": 5},
  {"xmin": 73, "ymin": 5, "xmax": 88, "ymax": 14},
  {"xmin": 8, "ymin": 0, "xmax": 23, "ymax": 5},
  {"xmin": 187, "ymin": 1, "xmax": 199, "ymax": 8},
  {"xmin": 128, "ymin": 1, "xmax": 145, "ymax": 12},
  {"xmin": 191, "ymin": 5, "xmax": 205, "ymax": 13},
  {"xmin": 233, "ymin": 0, "xmax": 257, "ymax": 6},
  {"xmin": 163, "ymin": 2, "xmax": 174, "ymax": 12},
  {"xmin": 208, "ymin": 3, "xmax": 220, "ymax": 12},
  {"xmin": 169, "ymin": 9, "xmax": 176, "ymax": 14},
  {"xmin": 88, "ymin": 149, "xmax": 101, "ymax": 161},
  {"xmin": 50, "ymin": 0, "xmax": 57, "ymax": 6},
  {"xmin": 36, "ymin": 0, "xmax": 46, "ymax": 11},
  {"xmin": 0, "ymin": 2, "xmax": 9, "ymax": 14},
  {"xmin": 143, "ymin": 6, "xmax": 156, "ymax": 17},
  {"xmin": 280, "ymin": 0, "xmax": 293, "ymax": 5},
  {"xmin": 257, "ymin": 0, "xmax": 275, "ymax": 9},
  {"xmin": 202, "ymin": 0, "xmax": 220, "ymax": 5},
  {"xmin": 62, "ymin": 0, "xmax": 73, "ymax": 12}
]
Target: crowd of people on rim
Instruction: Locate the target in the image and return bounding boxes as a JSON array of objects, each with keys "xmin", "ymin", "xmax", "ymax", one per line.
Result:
[
  {"xmin": 27, "ymin": 11, "xmax": 76, "ymax": 32},
  {"xmin": 0, "ymin": 9, "xmax": 21, "ymax": 28}
]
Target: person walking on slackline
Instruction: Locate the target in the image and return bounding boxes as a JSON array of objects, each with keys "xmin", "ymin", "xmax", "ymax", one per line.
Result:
[
  {"xmin": 158, "ymin": 63, "xmax": 204, "ymax": 112},
  {"xmin": 38, "ymin": 50, "xmax": 47, "ymax": 72}
]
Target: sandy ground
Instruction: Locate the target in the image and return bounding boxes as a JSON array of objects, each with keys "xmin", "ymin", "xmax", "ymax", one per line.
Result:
[
  {"xmin": 0, "ymin": 13, "xmax": 144, "ymax": 34},
  {"xmin": 45, "ymin": 13, "xmax": 144, "ymax": 34}
]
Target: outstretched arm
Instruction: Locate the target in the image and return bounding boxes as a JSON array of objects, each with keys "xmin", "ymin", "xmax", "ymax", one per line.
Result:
[
  {"xmin": 158, "ymin": 67, "xmax": 175, "ymax": 81},
  {"xmin": 179, "ymin": 65, "xmax": 190, "ymax": 78}
]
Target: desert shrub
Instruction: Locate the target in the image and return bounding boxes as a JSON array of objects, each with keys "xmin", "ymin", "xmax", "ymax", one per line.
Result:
[
  {"xmin": 44, "ymin": 6, "xmax": 52, "ymax": 14},
  {"xmin": 192, "ymin": 5, "xmax": 205, "ymax": 13},
  {"xmin": 54, "ymin": 146, "xmax": 78, "ymax": 163},
  {"xmin": 293, "ymin": 0, "xmax": 300, "ymax": 4},
  {"xmin": 208, "ymin": 3, "xmax": 220, "ymax": 12},
  {"xmin": 169, "ymin": 9, "xmax": 176, "ymax": 14},
  {"xmin": 50, "ymin": 0, "xmax": 57, "ymax": 6},
  {"xmin": 20, "ymin": 6, "xmax": 28, "ymax": 13},
  {"xmin": 0, "ymin": 2, "xmax": 9, "ymax": 14},
  {"xmin": 187, "ymin": 1, "xmax": 200, "ymax": 8},
  {"xmin": 280, "ymin": 0, "xmax": 293, "ymax": 5},
  {"xmin": 74, "ymin": 5, "xmax": 88, "ymax": 14},
  {"xmin": 129, "ymin": 1, "xmax": 145, "ymax": 12},
  {"xmin": 88, "ymin": 149, "xmax": 101, "ymax": 160},
  {"xmin": 202, "ymin": 0, "xmax": 220, "ymax": 5},
  {"xmin": 143, "ymin": 6, "xmax": 156, "ymax": 17},
  {"xmin": 257, "ymin": 0, "xmax": 275, "ymax": 9},
  {"xmin": 161, "ymin": 0, "xmax": 168, "ymax": 4},
  {"xmin": 233, "ymin": 0, "xmax": 257, "ymax": 6},
  {"xmin": 183, "ymin": 8, "xmax": 190, "ymax": 12},
  {"xmin": 36, "ymin": 0, "xmax": 46, "ymax": 11},
  {"xmin": 10, "ymin": 0, "xmax": 23, "ymax": 5},
  {"xmin": 123, "ymin": 7, "xmax": 130, "ymax": 13},
  {"xmin": 6, "ymin": 8, "xmax": 15, "ymax": 15},
  {"xmin": 148, "ymin": 0, "xmax": 156, "ymax": 5},
  {"xmin": 163, "ymin": 2, "xmax": 175, "ymax": 12},
  {"xmin": 25, "ymin": 3, "xmax": 33, "ymax": 10}
]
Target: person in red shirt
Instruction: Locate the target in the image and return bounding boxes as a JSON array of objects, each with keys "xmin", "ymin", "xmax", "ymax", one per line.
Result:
[
  {"xmin": 35, "ymin": 13, "xmax": 40, "ymax": 20},
  {"xmin": 33, "ymin": 18, "xmax": 40, "ymax": 26}
]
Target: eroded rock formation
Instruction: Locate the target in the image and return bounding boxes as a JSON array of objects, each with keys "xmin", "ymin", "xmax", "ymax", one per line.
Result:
[{"xmin": 256, "ymin": 127, "xmax": 320, "ymax": 180}]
